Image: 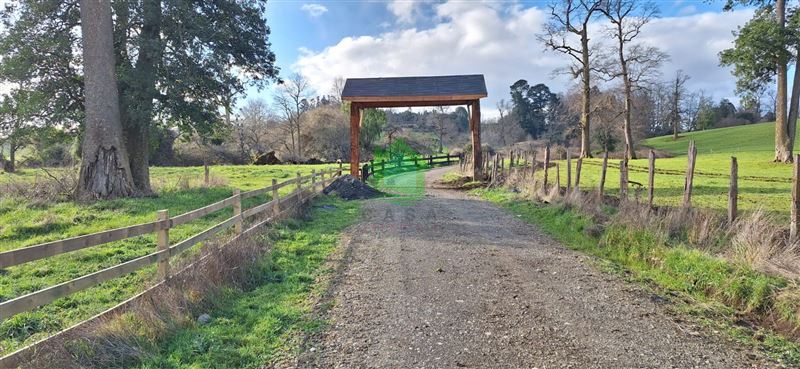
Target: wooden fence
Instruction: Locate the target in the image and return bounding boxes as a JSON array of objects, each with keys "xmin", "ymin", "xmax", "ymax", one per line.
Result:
[
  {"xmin": 363, "ymin": 154, "xmax": 460, "ymax": 179},
  {"xmin": 0, "ymin": 167, "xmax": 342, "ymax": 322},
  {"xmin": 465, "ymin": 143, "xmax": 800, "ymax": 236}
]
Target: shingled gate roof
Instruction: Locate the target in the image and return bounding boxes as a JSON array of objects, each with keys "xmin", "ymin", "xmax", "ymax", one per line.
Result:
[{"xmin": 341, "ymin": 75, "xmax": 487, "ymax": 105}]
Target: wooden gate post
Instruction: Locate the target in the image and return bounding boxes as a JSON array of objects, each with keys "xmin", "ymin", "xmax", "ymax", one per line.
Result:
[
  {"xmin": 566, "ymin": 150, "xmax": 572, "ymax": 193},
  {"xmin": 575, "ymin": 157, "xmax": 582, "ymax": 188},
  {"xmin": 156, "ymin": 210, "xmax": 170, "ymax": 280},
  {"xmin": 647, "ymin": 150, "xmax": 655, "ymax": 207},
  {"xmin": 683, "ymin": 140, "xmax": 697, "ymax": 208},
  {"xmin": 620, "ymin": 159, "xmax": 628, "ymax": 200},
  {"xmin": 599, "ymin": 151, "xmax": 608, "ymax": 197},
  {"xmin": 233, "ymin": 189, "xmax": 242, "ymax": 235},
  {"xmin": 555, "ymin": 163, "xmax": 561, "ymax": 194},
  {"xmin": 272, "ymin": 178, "xmax": 280, "ymax": 216},
  {"xmin": 311, "ymin": 169, "xmax": 317, "ymax": 192},
  {"xmin": 792, "ymin": 154, "xmax": 800, "ymax": 239},
  {"xmin": 543, "ymin": 146, "xmax": 551, "ymax": 190},
  {"xmin": 729, "ymin": 156, "xmax": 738, "ymax": 224}
]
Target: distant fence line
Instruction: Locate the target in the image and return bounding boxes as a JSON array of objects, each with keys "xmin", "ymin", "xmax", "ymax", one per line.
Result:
[
  {"xmin": 463, "ymin": 143, "xmax": 800, "ymax": 238},
  {"xmin": 0, "ymin": 166, "xmax": 343, "ymax": 368},
  {"xmin": 361, "ymin": 154, "xmax": 461, "ymax": 179}
]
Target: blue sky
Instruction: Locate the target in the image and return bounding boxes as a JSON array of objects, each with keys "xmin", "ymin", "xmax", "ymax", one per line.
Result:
[{"xmin": 250, "ymin": 1, "xmax": 758, "ymax": 116}]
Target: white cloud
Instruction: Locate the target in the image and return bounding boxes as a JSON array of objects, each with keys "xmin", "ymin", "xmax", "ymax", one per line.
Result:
[
  {"xmin": 294, "ymin": 1, "xmax": 753, "ymax": 116},
  {"xmin": 301, "ymin": 3, "xmax": 328, "ymax": 18},
  {"xmin": 387, "ymin": 0, "xmax": 430, "ymax": 24}
]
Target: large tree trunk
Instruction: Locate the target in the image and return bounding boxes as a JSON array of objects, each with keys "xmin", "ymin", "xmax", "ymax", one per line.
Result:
[
  {"xmin": 77, "ymin": 0, "xmax": 135, "ymax": 200},
  {"xmin": 6, "ymin": 138, "xmax": 15, "ymax": 173},
  {"xmin": 617, "ymin": 31, "xmax": 636, "ymax": 160},
  {"xmin": 122, "ymin": 0, "xmax": 160, "ymax": 195},
  {"xmin": 775, "ymin": 0, "xmax": 792, "ymax": 162},
  {"xmin": 788, "ymin": 57, "xmax": 800, "ymax": 152},
  {"xmin": 580, "ymin": 31, "xmax": 592, "ymax": 158}
]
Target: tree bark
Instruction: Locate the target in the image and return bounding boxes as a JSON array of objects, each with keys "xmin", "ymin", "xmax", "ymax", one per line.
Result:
[
  {"xmin": 6, "ymin": 138, "xmax": 16, "ymax": 173},
  {"xmin": 122, "ymin": 0, "xmax": 160, "ymax": 195},
  {"xmin": 580, "ymin": 31, "xmax": 592, "ymax": 159},
  {"xmin": 617, "ymin": 30, "xmax": 636, "ymax": 160},
  {"xmin": 775, "ymin": 0, "xmax": 792, "ymax": 162},
  {"xmin": 788, "ymin": 55, "xmax": 800, "ymax": 152},
  {"xmin": 77, "ymin": 0, "xmax": 135, "ymax": 200}
]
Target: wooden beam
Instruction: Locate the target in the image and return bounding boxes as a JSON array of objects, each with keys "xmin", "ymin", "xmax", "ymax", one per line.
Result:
[
  {"xmin": 352, "ymin": 100, "xmax": 476, "ymax": 109},
  {"xmin": 343, "ymin": 94, "xmax": 486, "ymax": 103},
  {"xmin": 350, "ymin": 105, "xmax": 361, "ymax": 178},
  {"xmin": 470, "ymin": 100, "xmax": 482, "ymax": 180}
]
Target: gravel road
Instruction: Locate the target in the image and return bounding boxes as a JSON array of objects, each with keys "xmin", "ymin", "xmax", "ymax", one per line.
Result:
[{"xmin": 295, "ymin": 167, "xmax": 777, "ymax": 369}]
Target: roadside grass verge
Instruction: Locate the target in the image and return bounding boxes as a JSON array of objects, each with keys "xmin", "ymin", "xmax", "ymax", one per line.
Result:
[
  {"xmin": 0, "ymin": 164, "xmax": 335, "ymax": 354},
  {"xmin": 132, "ymin": 196, "xmax": 360, "ymax": 369},
  {"xmin": 473, "ymin": 187, "xmax": 800, "ymax": 366}
]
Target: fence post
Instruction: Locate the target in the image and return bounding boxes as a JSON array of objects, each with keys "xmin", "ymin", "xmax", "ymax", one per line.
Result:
[
  {"xmin": 320, "ymin": 170, "xmax": 325, "ymax": 191},
  {"xmin": 555, "ymin": 162, "xmax": 561, "ymax": 194},
  {"xmin": 683, "ymin": 140, "xmax": 697, "ymax": 208},
  {"xmin": 447, "ymin": 154, "xmax": 451, "ymax": 164},
  {"xmin": 531, "ymin": 151, "xmax": 537, "ymax": 178},
  {"xmin": 792, "ymin": 154, "xmax": 800, "ymax": 239},
  {"xmin": 543, "ymin": 146, "xmax": 550, "ymax": 190},
  {"xmin": 296, "ymin": 172, "xmax": 302, "ymax": 202},
  {"xmin": 204, "ymin": 164, "xmax": 210, "ymax": 186},
  {"xmin": 429, "ymin": 155, "xmax": 433, "ymax": 166},
  {"xmin": 156, "ymin": 210, "xmax": 170, "ymax": 280},
  {"xmin": 599, "ymin": 151, "xmax": 608, "ymax": 198},
  {"xmin": 311, "ymin": 169, "xmax": 317, "ymax": 192},
  {"xmin": 729, "ymin": 156, "xmax": 738, "ymax": 224},
  {"xmin": 575, "ymin": 157, "xmax": 582, "ymax": 188},
  {"xmin": 510, "ymin": 151, "xmax": 514, "ymax": 168},
  {"xmin": 338, "ymin": 160, "xmax": 343, "ymax": 176},
  {"xmin": 233, "ymin": 189, "xmax": 242, "ymax": 235},
  {"xmin": 619, "ymin": 159, "xmax": 628, "ymax": 200},
  {"xmin": 648, "ymin": 150, "xmax": 655, "ymax": 207},
  {"xmin": 272, "ymin": 178, "xmax": 280, "ymax": 216},
  {"xmin": 566, "ymin": 150, "xmax": 572, "ymax": 193}
]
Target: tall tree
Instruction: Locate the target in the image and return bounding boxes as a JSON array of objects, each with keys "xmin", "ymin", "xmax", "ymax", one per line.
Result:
[
  {"xmin": 599, "ymin": 0, "xmax": 668, "ymax": 159},
  {"xmin": 539, "ymin": 0, "xmax": 604, "ymax": 158},
  {"xmin": 360, "ymin": 108, "xmax": 386, "ymax": 153},
  {"xmin": 669, "ymin": 70, "xmax": 690, "ymax": 139},
  {"xmin": 77, "ymin": 0, "xmax": 135, "ymax": 199},
  {"xmin": 275, "ymin": 74, "xmax": 311, "ymax": 160},
  {"xmin": 0, "ymin": 0, "xmax": 280, "ymax": 193},
  {"xmin": 720, "ymin": 1, "xmax": 798, "ymax": 162}
]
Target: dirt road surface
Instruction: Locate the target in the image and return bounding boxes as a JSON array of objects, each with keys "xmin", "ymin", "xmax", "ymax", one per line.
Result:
[{"xmin": 296, "ymin": 166, "xmax": 777, "ymax": 369}]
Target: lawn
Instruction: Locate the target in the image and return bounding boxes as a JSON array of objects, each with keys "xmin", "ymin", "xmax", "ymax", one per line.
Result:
[
  {"xmin": 546, "ymin": 122, "xmax": 799, "ymax": 219},
  {"xmin": 0, "ymin": 164, "xmax": 338, "ymax": 354}
]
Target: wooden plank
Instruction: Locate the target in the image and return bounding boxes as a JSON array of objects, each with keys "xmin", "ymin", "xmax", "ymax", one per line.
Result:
[
  {"xmin": 0, "ymin": 250, "xmax": 165, "ymax": 320},
  {"xmin": 792, "ymin": 154, "xmax": 800, "ymax": 238},
  {"xmin": 729, "ymin": 156, "xmax": 738, "ymax": 224},
  {"xmin": 171, "ymin": 195, "xmax": 238, "ymax": 226},
  {"xmin": 156, "ymin": 210, "xmax": 170, "ymax": 280},
  {"xmin": 0, "ymin": 220, "xmax": 162, "ymax": 269},
  {"xmin": 599, "ymin": 151, "xmax": 608, "ymax": 197},
  {"xmin": 683, "ymin": 140, "xmax": 697, "ymax": 207},
  {"xmin": 169, "ymin": 215, "xmax": 239, "ymax": 256},
  {"xmin": 343, "ymin": 94, "xmax": 486, "ymax": 103},
  {"xmin": 648, "ymin": 150, "xmax": 655, "ymax": 207}
]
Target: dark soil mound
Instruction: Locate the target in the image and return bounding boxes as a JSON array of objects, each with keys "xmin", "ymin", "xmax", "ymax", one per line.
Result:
[{"xmin": 323, "ymin": 175, "xmax": 383, "ymax": 200}]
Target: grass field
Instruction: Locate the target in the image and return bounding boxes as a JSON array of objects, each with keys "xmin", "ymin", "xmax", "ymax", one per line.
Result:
[
  {"xmin": 0, "ymin": 164, "xmax": 337, "ymax": 354},
  {"xmin": 547, "ymin": 122, "xmax": 799, "ymax": 219},
  {"xmin": 135, "ymin": 196, "xmax": 361, "ymax": 369}
]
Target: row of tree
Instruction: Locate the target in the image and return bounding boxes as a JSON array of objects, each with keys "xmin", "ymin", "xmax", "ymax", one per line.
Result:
[{"xmin": 0, "ymin": 0, "xmax": 280, "ymax": 199}]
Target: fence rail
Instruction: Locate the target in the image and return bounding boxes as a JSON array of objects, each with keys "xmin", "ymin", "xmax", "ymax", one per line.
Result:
[
  {"xmin": 0, "ymin": 167, "xmax": 343, "ymax": 321},
  {"xmin": 363, "ymin": 154, "xmax": 460, "ymax": 179}
]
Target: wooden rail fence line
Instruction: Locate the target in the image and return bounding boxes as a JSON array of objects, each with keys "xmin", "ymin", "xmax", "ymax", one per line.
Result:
[{"xmin": 0, "ymin": 168, "xmax": 343, "ymax": 322}]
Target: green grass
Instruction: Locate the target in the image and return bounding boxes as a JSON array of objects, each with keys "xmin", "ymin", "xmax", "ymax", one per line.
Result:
[
  {"xmin": 134, "ymin": 196, "xmax": 360, "ymax": 369},
  {"xmin": 545, "ymin": 122, "xmax": 798, "ymax": 219},
  {"xmin": 0, "ymin": 164, "xmax": 337, "ymax": 354},
  {"xmin": 474, "ymin": 187, "xmax": 800, "ymax": 366}
]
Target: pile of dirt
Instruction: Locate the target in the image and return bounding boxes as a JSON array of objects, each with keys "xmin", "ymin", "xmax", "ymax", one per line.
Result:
[{"xmin": 323, "ymin": 175, "xmax": 382, "ymax": 200}]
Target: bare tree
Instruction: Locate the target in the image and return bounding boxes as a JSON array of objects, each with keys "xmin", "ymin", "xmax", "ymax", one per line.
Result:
[
  {"xmin": 434, "ymin": 106, "xmax": 452, "ymax": 153},
  {"xmin": 669, "ymin": 70, "xmax": 690, "ymax": 139},
  {"xmin": 496, "ymin": 99, "xmax": 511, "ymax": 147},
  {"xmin": 330, "ymin": 76, "xmax": 346, "ymax": 104},
  {"xmin": 275, "ymin": 74, "xmax": 311, "ymax": 160},
  {"xmin": 539, "ymin": 0, "xmax": 604, "ymax": 158},
  {"xmin": 76, "ymin": 0, "xmax": 135, "ymax": 200},
  {"xmin": 599, "ymin": 0, "xmax": 668, "ymax": 159},
  {"xmin": 235, "ymin": 98, "xmax": 276, "ymax": 162}
]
